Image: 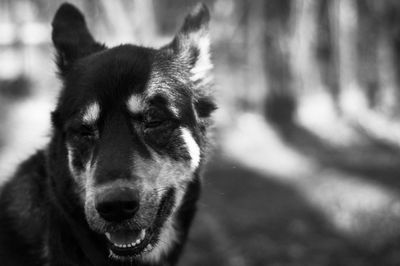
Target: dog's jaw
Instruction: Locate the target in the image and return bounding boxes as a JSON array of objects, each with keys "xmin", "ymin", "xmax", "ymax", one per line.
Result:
[{"xmin": 140, "ymin": 217, "xmax": 178, "ymax": 263}]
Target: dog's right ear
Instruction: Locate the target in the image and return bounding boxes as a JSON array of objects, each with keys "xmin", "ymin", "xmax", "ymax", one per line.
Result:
[{"xmin": 52, "ymin": 3, "xmax": 104, "ymax": 74}]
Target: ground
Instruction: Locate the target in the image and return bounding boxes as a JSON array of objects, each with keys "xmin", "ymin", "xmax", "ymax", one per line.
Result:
[
  {"xmin": 180, "ymin": 112, "xmax": 400, "ymax": 266},
  {"xmin": 181, "ymin": 153, "xmax": 400, "ymax": 266}
]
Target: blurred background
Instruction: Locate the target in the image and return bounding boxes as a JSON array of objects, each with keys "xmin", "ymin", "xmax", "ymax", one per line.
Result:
[{"xmin": 2, "ymin": 0, "xmax": 400, "ymax": 265}]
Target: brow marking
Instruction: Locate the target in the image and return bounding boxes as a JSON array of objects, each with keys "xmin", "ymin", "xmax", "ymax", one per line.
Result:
[
  {"xmin": 127, "ymin": 94, "xmax": 145, "ymax": 114},
  {"xmin": 82, "ymin": 102, "xmax": 100, "ymax": 124}
]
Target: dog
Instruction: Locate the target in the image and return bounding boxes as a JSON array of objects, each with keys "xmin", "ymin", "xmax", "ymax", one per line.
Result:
[{"xmin": 0, "ymin": 2, "xmax": 215, "ymax": 265}]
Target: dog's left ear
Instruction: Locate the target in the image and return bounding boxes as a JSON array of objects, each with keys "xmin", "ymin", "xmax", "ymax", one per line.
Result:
[
  {"xmin": 52, "ymin": 3, "xmax": 104, "ymax": 74},
  {"xmin": 171, "ymin": 4, "xmax": 216, "ymax": 118},
  {"xmin": 172, "ymin": 3, "xmax": 212, "ymax": 85}
]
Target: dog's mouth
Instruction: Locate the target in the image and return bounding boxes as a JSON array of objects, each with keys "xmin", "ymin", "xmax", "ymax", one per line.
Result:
[
  {"xmin": 105, "ymin": 188, "xmax": 176, "ymax": 261},
  {"xmin": 106, "ymin": 228, "xmax": 154, "ymax": 257}
]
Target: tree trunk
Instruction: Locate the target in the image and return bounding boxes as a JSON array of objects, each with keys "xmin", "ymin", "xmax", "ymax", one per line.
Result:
[{"xmin": 263, "ymin": 0, "xmax": 296, "ymax": 125}]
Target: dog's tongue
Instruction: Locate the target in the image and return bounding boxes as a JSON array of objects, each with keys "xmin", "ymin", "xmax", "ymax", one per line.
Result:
[{"xmin": 106, "ymin": 229, "xmax": 144, "ymax": 245}]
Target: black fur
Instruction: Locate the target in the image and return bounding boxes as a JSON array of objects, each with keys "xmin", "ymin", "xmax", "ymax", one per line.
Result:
[
  {"xmin": 0, "ymin": 2, "xmax": 213, "ymax": 266},
  {"xmin": 52, "ymin": 3, "xmax": 105, "ymax": 74}
]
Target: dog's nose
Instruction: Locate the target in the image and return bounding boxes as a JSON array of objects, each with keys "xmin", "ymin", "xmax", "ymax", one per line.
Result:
[{"xmin": 95, "ymin": 188, "xmax": 140, "ymax": 222}]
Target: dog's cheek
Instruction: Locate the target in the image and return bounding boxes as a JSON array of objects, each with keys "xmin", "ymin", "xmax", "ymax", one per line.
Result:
[
  {"xmin": 66, "ymin": 143, "xmax": 94, "ymax": 187},
  {"xmin": 144, "ymin": 129, "xmax": 174, "ymax": 148},
  {"xmin": 84, "ymin": 192, "xmax": 105, "ymax": 233},
  {"xmin": 133, "ymin": 190, "xmax": 160, "ymax": 226},
  {"xmin": 141, "ymin": 128, "xmax": 200, "ymax": 190}
]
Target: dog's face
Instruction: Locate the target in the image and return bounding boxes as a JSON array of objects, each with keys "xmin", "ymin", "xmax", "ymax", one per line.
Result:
[{"xmin": 51, "ymin": 3, "xmax": 215, "ymax": 263}]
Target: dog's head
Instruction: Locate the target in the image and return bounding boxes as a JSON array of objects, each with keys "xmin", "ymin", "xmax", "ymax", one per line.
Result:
[{"xmin": 50, "ymin": 3, "xmax": 215, "ymax": 263}]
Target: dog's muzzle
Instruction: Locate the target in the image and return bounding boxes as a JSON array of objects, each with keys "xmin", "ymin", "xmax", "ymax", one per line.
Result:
[{"xmin": 91, "ymin": 186, "xmax": 176, "ymax": 260}]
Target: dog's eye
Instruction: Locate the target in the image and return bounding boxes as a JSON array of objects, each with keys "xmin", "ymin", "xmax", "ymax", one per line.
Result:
[
  {"xmin": 142, "ymin": 108, "xmax": 179, "ymax": 147},
  {"xmin": 145, "ymin": 118, "xmax": 164, "ymax": 128},
  {"xmin": 143, "ymin": 109, "xmax": 167, "ymax": 129},
  {"xmin": 67, "ymin": 126, "xmax": 98, "ymax": 142},
  {"xmin": 78, "ymin": 130, "xmax": 96, "ymax": 139}
]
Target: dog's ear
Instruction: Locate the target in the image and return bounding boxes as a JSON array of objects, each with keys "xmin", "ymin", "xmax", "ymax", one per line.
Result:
[
  {"xmin": 171, "ymin": 4, "xmax": 215, "ymax": 118},
  {"xmin": 52, "ymin": 3, "xmax": 104, "ymax": 74},
  {"xmin": 171, "ymin": 3, "xmax": 212, "ymax": 86}
]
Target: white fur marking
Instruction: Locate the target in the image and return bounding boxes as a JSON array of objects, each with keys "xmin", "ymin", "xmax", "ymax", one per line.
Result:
[
  {"xmin": 82, "ymin": 102, "xmax": 100, "ymax": 124},
  {"xmin": 66, "ymin": 144, "xmax": 78, "ymax": 179},
  {"xmin": 190, "ymin": 34, "xmax": 213, "ymax": 82},
  {"xmin": 127, "ymin": 94, "xmax": 144, "ymax": 113},
  {"xmin": 181, "ymin": 127, "xmax": 200, "ymax": 170},
  {"xmin": 169, "ymin": 105, "xmax": 180, "ymax": 118}
]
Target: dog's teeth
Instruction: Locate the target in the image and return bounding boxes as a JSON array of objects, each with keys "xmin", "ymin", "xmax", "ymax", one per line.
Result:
[{"xmin": 106, "ymin": 230, "xmax": 147, "ymax": 250}]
